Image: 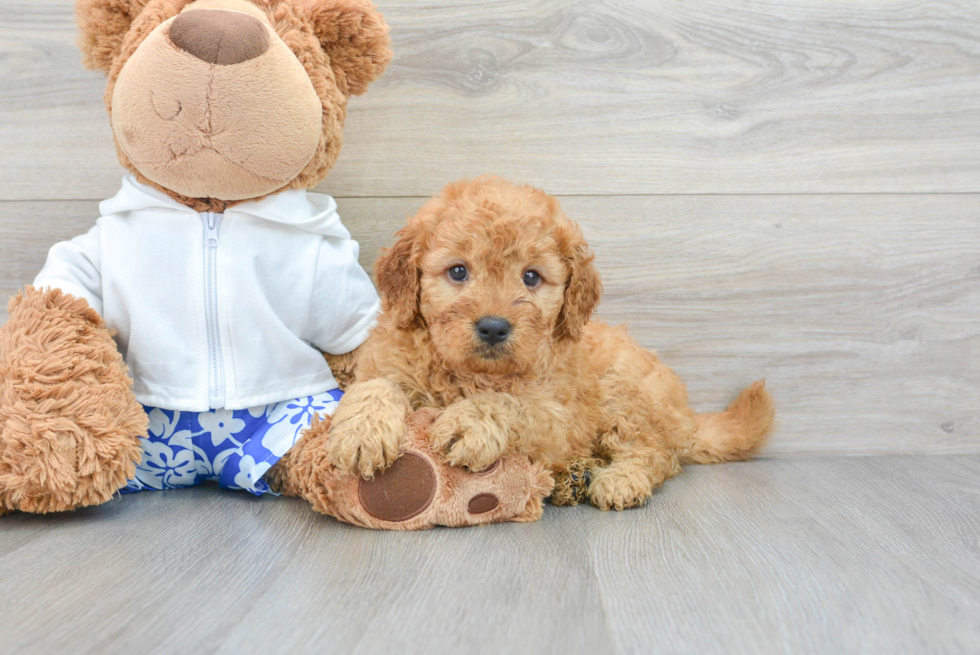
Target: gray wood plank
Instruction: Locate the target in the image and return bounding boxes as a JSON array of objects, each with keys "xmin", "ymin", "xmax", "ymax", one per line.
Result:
[
  {"xmin": 0, "ymin": 456, "xmax": 977, "ymax": 654},
  {"xmin": 2, "ymin": 0, "xmax": 980, "ymax": 199},
  {"xmin": 217, "ymin": 499, "xmax": 612, "ymax": 655},
  {"xmin": 584, "ymin": 456, "xmax": 980, "ymax": 655},
  {"xmin": 2, "ymin": 194, "xmax": 977, "ymax": 456}
]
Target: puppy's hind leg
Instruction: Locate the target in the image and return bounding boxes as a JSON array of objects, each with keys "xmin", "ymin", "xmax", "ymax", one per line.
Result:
[
  {"xmin": 587, "ymin": 423, "xmax": 682, "ymax": 511},
  {"xmin": 585, "ymin": 331, "xmax": 699, "ymax": 510}
]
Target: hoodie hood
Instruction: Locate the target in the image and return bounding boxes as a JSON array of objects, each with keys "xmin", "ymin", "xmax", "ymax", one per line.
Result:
[{"xmin": 100, "ymin": 176, "xmax": 351, "ymax": 240}]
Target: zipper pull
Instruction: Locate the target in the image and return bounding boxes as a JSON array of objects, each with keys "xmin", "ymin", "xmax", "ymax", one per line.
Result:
[{"xmin": 204, "ymin": 212, "xmax": 222, "ymax": 247}]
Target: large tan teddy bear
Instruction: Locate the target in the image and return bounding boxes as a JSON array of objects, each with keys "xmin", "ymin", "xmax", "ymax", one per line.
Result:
[{"xmin": 0, "ymin": 0, "xmax": 550, "ymax": 528}]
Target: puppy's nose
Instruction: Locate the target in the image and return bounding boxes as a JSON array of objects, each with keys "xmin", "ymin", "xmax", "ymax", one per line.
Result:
[
  {"xmin": 475, "ymin": 317, "xmax": 512, "ymax": 346},
  {"xmin": 170, "ymin": 9, "xmax": 270, "ymax": 65}
]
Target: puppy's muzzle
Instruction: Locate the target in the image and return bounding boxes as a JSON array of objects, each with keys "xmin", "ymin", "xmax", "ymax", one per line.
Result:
[{"xmin": 475, "ymin": 316, "xmax": 511, "ymax": 346}]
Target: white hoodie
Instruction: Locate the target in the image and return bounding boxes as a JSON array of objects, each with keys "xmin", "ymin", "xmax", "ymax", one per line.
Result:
[{"xmin": 34, "ymin": 176, "xmax": 380, "ymax": 412}]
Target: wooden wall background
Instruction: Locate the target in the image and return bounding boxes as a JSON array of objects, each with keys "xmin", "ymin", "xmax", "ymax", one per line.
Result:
[{"xmin": 1, "ymin": 0, "xmax": 978, "ymax": 456}]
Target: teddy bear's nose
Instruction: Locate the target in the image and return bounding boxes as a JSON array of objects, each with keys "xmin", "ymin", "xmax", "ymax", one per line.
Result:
[{"xmin": 169, "ymin": 9, "xmax": 270, "ymax": 66}]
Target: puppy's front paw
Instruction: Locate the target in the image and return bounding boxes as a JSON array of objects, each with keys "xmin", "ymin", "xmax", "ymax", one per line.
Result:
[
  {"xmin": 588, "ymin": 468, "xmax": 652, "ymax": 511},
  {"xmin": 327, "ymin": 415, "xmax": 404, "ymax": 479},
  {"xmin": 430, "ymin": 400, "xmax": 510, "ymax": 472}
]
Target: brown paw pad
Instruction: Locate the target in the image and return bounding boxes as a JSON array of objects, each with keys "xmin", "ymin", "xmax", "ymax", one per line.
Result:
[
  {"xmin": 358, "ymin": 453, "xmax": 436, "ymax": 522},
  {"xmin": 473, "ymin": 460, "xmax": 500, "ymax": 476},
  {"xmin": 467, "ymin": 493, "xmax": 499, "ymax": 514}
]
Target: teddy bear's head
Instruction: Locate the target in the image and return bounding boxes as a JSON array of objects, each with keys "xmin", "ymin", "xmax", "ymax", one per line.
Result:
[{"xmin": 77, "ymin": 0, "xmax": 391, "ymax": 210}]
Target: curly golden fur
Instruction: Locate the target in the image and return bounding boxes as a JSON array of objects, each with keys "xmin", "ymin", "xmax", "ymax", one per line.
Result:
[{"xmin": 328, "ymin": 177, "xmax": 777, "ymax": 510}]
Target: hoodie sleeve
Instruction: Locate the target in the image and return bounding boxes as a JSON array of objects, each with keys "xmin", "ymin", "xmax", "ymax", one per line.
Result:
[
  {"xmin": 32, "ymin": 222, "xmax": 104, "ymax": 315},
  {"xmin": 306, "ymin": 235, "xmax": 380, "ymax": 355}
]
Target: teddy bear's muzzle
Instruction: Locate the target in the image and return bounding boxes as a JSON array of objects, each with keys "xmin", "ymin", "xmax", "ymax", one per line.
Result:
[
  {"xmin": 169, "ymin": 9, "xmax": 270, "ymax": 66},
  {"xmin": 109, "ymin": 2, "xmax": 325, "ymax": 201}
]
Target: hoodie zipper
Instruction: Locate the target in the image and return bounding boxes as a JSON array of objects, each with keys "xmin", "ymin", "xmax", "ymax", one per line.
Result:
[{"xmin": 202, "ymin": 212, "xmax": 225, "ymax": 408}]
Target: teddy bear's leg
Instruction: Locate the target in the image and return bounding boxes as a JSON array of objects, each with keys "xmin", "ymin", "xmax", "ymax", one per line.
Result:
[
  {"xmin": 0, "ymin": 287, "xmax": 147, "ymax": 513},
  {"xmin": 269, "ymin": 409, "xmax": 554, "ymax": 530},
  {"xmin": 268, "ymin": 414, "xmax": 442, "ymax": 525},
  {"xmin": 265, "ymin": 413, "xmax": 335, "ymax": 514}
]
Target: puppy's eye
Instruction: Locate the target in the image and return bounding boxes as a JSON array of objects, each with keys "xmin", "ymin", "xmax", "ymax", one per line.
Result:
[
  {"xmin": 448, "ymin": 265, "xmax": 468, "ymax": 282},
  {"xmin": 523, "ymin": 270, "xmax": 542, "ymax": 288}
]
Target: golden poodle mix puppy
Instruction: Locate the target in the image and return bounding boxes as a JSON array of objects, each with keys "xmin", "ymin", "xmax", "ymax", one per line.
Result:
[{"xmin": 326, "ymin": 177, "xmax": 775, "ymax": 510}]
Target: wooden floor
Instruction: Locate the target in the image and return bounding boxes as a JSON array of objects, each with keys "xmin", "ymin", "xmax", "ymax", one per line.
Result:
[
  {"xmin": 1, "ymin": 456, "xmax": 978, "ymax": 654},
  {"xmin": 1, "ymin": 1, "xmax": 979, "ymax": 653}
]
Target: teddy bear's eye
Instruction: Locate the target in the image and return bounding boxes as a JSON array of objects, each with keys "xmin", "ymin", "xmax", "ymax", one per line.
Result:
[
  {"xmin": 448, "ymin": 265, "xmax": 468, "ymax": 282},
  {"xmin": 523, "ymin": 270, "xmax": 542, "ymax": 288}
]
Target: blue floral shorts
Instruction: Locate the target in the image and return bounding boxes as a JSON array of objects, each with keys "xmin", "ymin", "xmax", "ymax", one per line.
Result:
[{"xmin": 122, "ymin": 389, "xmax": 343, "ymax": 496}]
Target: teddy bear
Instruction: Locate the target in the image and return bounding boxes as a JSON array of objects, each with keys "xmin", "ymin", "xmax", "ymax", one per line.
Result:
[{"xmin": 0, "ymin": 0, "xmax": 551, "ymax": 528}]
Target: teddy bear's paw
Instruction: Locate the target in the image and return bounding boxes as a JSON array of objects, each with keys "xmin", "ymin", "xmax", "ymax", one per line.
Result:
[
  {"xmin": 357, "ymin": 452, "xmax": 438, "ymax": 523},
  {"xmin": 0, "ymin": 390, "xmax": 146, "ymax": 513},
  {"xmin": 0, "ymin": 286, "xmax": 146, "ymax": 513},
  {"xmin": 587, "ymin": 467, "xmax": 653, "ymax": 511},
  {"xmin": 430, "ymin": 399, "xmax": 510, "ymax": 472}
]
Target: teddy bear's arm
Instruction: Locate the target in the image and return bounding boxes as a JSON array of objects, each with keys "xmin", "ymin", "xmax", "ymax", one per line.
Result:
[
  {"xmin": 305, "ymin": 237, "xmax": 381, "ymax": 357},
  {"xmin": 32, "ymin": 223, "xmax": 104, "ymax": 315},
  {"xmin": 0, "ymin": 287, "xmax": 147, "ymax": 513}
]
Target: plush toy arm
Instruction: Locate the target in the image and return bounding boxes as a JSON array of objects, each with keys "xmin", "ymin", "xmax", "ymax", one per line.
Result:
[
  {"xmin": 32, "ymin": 223, "xmax": 104, "ymax": 315},
  {"xmin": 306, "ymin": 237, "xmax": 380, "ymax": 357},
  {"xmin": 0, "ymin": 287, "xmax": 146, "ymax": 513}
]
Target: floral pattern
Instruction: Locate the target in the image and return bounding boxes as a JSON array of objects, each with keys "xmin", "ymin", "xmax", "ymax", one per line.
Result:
[{"xmin": 123, "ymin": 389, "xmax": 343, "ymax": 496}]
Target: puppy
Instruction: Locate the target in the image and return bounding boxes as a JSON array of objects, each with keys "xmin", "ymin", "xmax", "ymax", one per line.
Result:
[{"xmin": 327, "ymin": 177, "xmax": 775, "ymax": 510}]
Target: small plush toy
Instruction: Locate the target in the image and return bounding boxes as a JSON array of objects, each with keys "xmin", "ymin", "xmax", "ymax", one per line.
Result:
[{"xmin": 0, "ymin": 0, "xmax": 545, "ymax": 528}]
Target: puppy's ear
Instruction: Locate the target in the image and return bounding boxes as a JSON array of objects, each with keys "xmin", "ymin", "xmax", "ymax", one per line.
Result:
[
  {"xmin": 307, "ymin": 0, "xmax": 392, "ymax": 97},
  {"xmin": 76, "ymin": 0, "xmax": 142, "ymax": 74},
  {"xmin": 554, "ymin": 228, "xmax": 602, "ymax": 343},
  {"xmin": 374, "ymin": 223, "xmax": 423, "ymax": 330}
]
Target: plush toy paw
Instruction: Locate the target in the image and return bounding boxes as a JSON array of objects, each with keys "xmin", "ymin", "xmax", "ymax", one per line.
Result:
[
  {"xmin": 326, "ymin": 409, "xmax": 553, "ymax": 529},
  {"xmin": 0, "ymin": 287, "xmax": 147, "ymax": 513}
]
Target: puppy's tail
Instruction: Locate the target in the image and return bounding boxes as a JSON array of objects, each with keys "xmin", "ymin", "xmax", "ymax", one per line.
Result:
[{"xmin": 682, "ymin": 380, "xmax": 775, "ymax": 464}]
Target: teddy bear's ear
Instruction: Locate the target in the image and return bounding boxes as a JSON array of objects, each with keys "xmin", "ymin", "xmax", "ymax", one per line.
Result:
[
  {"xmin": 76, "ymin": 0, "xmax": 143, "ymax": 74},
  {"xmin": 307, "ymin": 0, "xmax": 392, "ymax": 96}
]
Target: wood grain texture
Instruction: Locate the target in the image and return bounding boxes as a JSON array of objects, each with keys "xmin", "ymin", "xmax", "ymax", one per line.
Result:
[
  {"xmin": 0, "ymin": 456, "xmax": 977, "ymax": 654},
  {"xmin": 3, "ymin": 194, "xmax": 977, "ymax": 456},
  {"xmin": 1, "ymin": 0, "xmax": 980, "ymax": 199}
]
